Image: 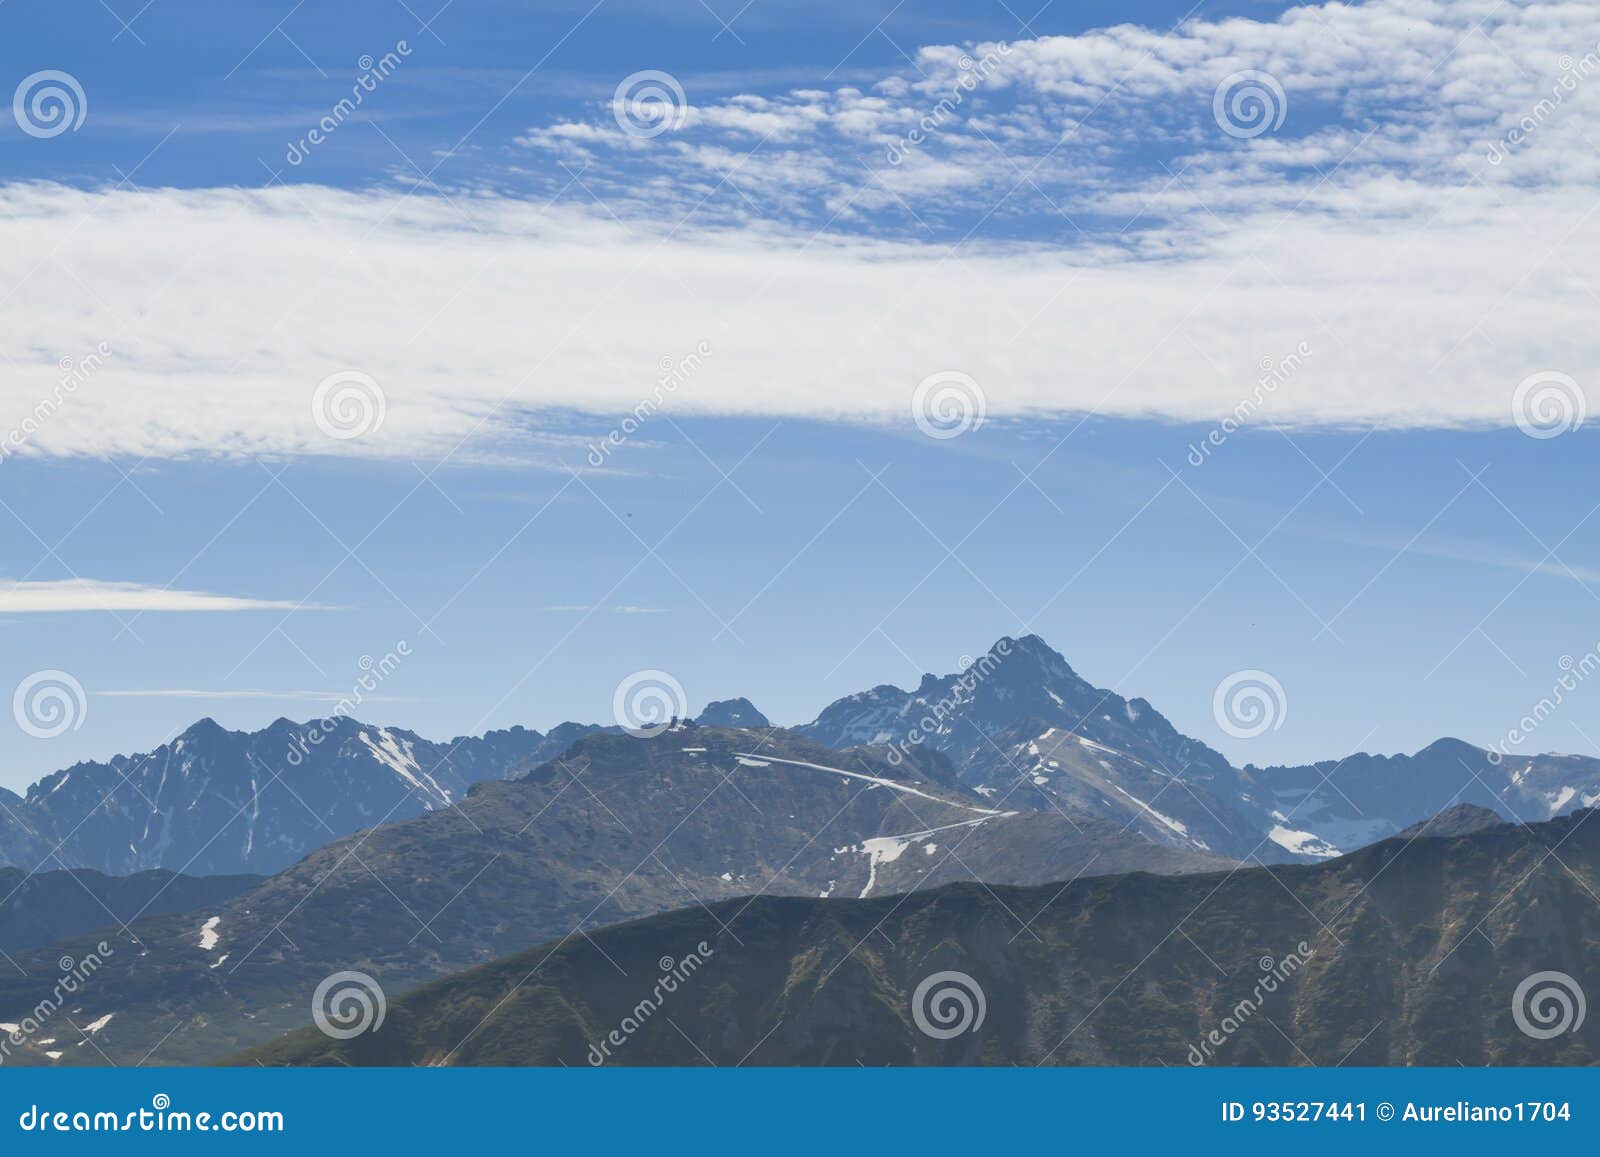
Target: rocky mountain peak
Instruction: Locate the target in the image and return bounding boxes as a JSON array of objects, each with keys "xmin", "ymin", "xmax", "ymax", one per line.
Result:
[
  {"xmin": 182, "ymin": 715, "xmax": 229, "ymax": 738},
  {"xmin": 1413, "ymin": 736, "xmax": 1483, "ymax": 762},
  {"xmin": 694, "ymin": 698, "xmax": 771, "ymax": 728}
]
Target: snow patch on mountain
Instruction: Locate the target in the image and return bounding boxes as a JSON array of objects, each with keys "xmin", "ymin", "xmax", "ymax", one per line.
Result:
[
  {"xmin": 852, "ymin": 815, "xmax": 1009, "ymax": 897},
  {"xmin": 857, "ymin": 835, "xmax": 912, "ymax": 897},
  {"xmin": 359, "ymin": 729, "xmax": 451, "ymax": 805},
  {"xmin": 1109, "ymin": 783, "xmax": 1205, "ymax": 848},
  {"xmin": 734, "ymin": 753, "xmax": 1005, "ymax": 815},
  {"xmin": 1266, "ymin": 817, "xmax": 1341, "ymax": 859},
  {"xmin": 1547, "ymin": 786, "xmax": 1578, "ymax": 815}
]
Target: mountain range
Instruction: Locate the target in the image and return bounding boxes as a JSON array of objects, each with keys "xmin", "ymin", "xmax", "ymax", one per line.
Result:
[
  {"xmin": 246, "ymin": 804, "xmax": 1600, "ymax": 1067},
  {"xmin": 0, "ymin": 716, "xmax": 600, "ymax": 876},
  {"xmin": 2, "ymin": 633, "xmax": 1598, "ymax": 1067},
  {"xmin": 8, "ymin": 636, "xmax": 1596, "ymax": 880},
  {"xmin": 0, "ymin": 725, "xmax": 1225, "ymax": 1065},
  {"xmin": 798, "ymin": 636, "xmax": 1600, "ymax": 862}
]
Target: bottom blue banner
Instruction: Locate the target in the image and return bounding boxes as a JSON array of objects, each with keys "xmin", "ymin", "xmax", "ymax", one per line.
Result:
[{"xmin": 1, "ymin": 1068, "xmax": 1595, "ymax": 1152}]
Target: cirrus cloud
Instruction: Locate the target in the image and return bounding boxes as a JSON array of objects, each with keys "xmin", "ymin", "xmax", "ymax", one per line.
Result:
[
  {"xmin": 0, "ymin": 579, "xmax": 328, "ymax": 613},
  {"xmin": 0, "ymin": 0, "xmax": 1594, "ymax": 465}
]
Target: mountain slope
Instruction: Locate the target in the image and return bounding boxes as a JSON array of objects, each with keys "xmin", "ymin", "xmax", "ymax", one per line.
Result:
[
  {"xmin": 0, "ymin": 867, "xmax": 261, "ymax": 954},
  {"xmin": 245, "ymin": 808, "xmax": 1600, "ymax": 1067},
  {"xmin": 0, "ymin": 725, "xmax": 1226, "ymax": 1065},
  {"xmin": 0, "ymin": 716, "xmax": 591, "ymax": 876},
  {"xmin": 1395, "ymin": 802, "xmax": 1505, "ymax": 839}
]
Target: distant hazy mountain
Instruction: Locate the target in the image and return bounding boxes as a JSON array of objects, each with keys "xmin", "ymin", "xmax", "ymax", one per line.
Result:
[
  {"xmin": 246, "ymin": 808, "xmax": 1600, "ymax": 1067},
  {"xmin": 1245, "ymin": 741, "xmax": 1599, "ymax": 854},
  {"xmin": 0, "ymin": 867, "xmax": 261, "ymax": 954},
  {"xmin": 0, "ymin": 716, "xmax": 598, "ymax": 876},
  {"xmin": 0, "ymin": 725, "xmax": 1226, "ymax": 1066}
]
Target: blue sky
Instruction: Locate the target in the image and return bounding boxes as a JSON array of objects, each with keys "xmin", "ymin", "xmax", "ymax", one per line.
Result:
[
  {"xmin": 1, "ymin": 0, "xmax": 1597, "ymax": 789},
  {"xmin": 3, "ymin": 0, "xmax": 1286, "ymax": 191}
]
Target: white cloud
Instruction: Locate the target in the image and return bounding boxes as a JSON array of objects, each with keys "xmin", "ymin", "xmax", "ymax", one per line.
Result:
[
  {"xmin": 542, "ymin": 603, "xmax": 669, "ymax": 614},
  {"xmin": 0, "ymin": 0, "xmax": 1595, "ymax": 463},
  {"xmin": 521, "ymin": 0, "xmax": 1600, "ymax": 225},
  {"xmin": 0, "ymin": 579, "xmax": 322, "ymax": 612},
  {"xmin": 94, "ymin": 688, "xmax": 409, "ymax": 700},
  {"xmin": 1304, "ymin": 526, "xmax": 1600, "ymax": 586}
]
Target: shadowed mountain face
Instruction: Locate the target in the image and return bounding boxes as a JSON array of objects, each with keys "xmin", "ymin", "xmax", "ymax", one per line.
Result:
[
  {"xmin": 0, "ymin": 716, "xmax": 593, "ymax": 876},
  {"xmin": 1396, "ymin": 803, "xmax": 1505, "ymax": 839},
  {"xmin": 0, "ymin": 726, "xmax": 1225, "ymax": 1066},
  {"xmin": 244, "ymin": 809, "xmax": 1600, "ymax": 1068},
  {"xmin": 0, "ymin": 868, "xmax": 261, "ymax": 954}
]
